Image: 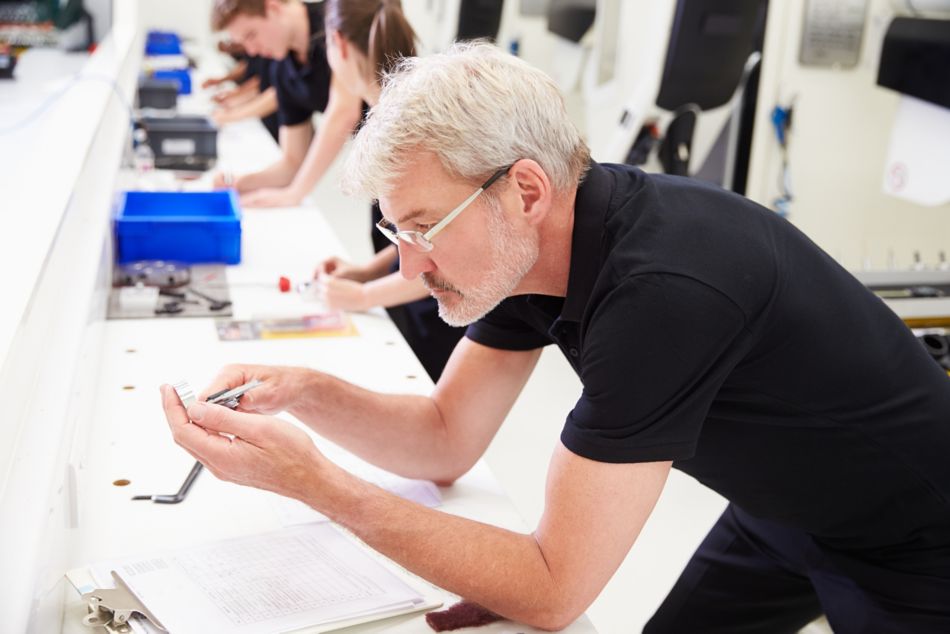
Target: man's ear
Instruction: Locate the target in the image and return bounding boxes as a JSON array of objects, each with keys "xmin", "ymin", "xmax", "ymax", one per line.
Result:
[{"xmin": 510, "ymin": 159, "xmax": 551, "ymax": 226}]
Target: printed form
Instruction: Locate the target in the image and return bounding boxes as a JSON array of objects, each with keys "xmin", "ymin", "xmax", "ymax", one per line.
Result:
[{"xmin": 90, "ymin": 523, "xmax": 428, "ymax": 634}]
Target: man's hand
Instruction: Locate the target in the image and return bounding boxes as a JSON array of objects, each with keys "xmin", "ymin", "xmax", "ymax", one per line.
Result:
[
  {"xmin": 241, "ymin": 187, "xmax": 303, "ymax": 208},
  {"xmin": 160, "ymin": 385, "xmax": 331, "ymax": 501},
  {"xmin": 198, "ymin": 364, "xmax": 311, "ymax": 415}
]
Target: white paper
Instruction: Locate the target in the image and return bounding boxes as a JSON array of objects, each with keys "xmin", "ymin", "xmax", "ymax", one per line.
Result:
[
  {"xmin": 90, "ymin": 524, "xmax": 425, "ymax": 634},
  {"xmin": 882, "ymin": 96, "xmax": 950, "ymax": 206},
  {"xmin": 269, "ymin": 449, "xmax": 442, "ymax": 527}
]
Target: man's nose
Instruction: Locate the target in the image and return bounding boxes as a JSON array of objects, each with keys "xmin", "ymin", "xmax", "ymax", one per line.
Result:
[{"xmin": 398, "ymin": 245, "xmax": 435, "ymax": 280}]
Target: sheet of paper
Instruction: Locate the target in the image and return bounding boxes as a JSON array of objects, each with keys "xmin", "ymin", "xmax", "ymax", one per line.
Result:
[
  {"xmin": 268, "ymin": 449, "xmax": 442, "ymax": 527},
  {"xmin": 90, "ymin": 524, "xmax": 426, "ymax": 634},
  {"xmin": 882, "ymin": 95, "xmax": 950, "ymax": 207}
]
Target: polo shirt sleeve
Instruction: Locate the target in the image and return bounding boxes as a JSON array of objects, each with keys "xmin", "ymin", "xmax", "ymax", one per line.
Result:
[
  {"xmin": 465, "ymin": 298, "xmax": 552, "ymax": 351},
  {"xmin": 274, "ymin": 69, "xmax": 314, "ymax": 128},
  {"xmin": 561, "ymin": 274, "xmax": 748, "ymax": 463}
]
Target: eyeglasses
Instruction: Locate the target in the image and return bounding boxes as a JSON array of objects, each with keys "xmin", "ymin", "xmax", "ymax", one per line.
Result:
[{"xmin": 376, "ymin": 165, "xmax": 512, "ymax": 253}]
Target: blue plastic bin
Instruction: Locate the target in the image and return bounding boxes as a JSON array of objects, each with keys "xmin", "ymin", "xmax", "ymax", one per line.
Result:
[
  {"xmin": 153, "ymin": 69, "xmax": 192, "ymax": 95},
  {"xmin": 115, "ymin": 191, "xmax": 242, "ymax": 264},
  {"xmin": 145, "ymin": 31, "xmax": 182, "ymax": 56}
]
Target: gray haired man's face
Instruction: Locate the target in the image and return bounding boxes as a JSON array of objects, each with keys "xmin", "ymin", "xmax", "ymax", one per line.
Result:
[{"xmin": 379, "ymin": 155, "xmax": 539, "ymax": 327}]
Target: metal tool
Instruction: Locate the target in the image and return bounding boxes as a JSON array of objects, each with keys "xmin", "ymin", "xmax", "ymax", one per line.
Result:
[
  {"xmin": 204, "ymin": 379, "xmax": 262, "ymax": 409},
  {"xmin": 131, "ymin": 380, "xmax": 261, "ymax": 504},
  {"xmin": 185, "ymin": 286, "xmax": 231, "ymax": 311}
]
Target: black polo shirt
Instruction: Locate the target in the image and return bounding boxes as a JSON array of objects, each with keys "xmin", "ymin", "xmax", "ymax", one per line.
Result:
[
  {"xmin": 467, "ymin": 161, "xmax": 950, "ymax": 563},
  {"xmin": 272, "ymin": 0, "xmax": 331, "ymax": 128}
]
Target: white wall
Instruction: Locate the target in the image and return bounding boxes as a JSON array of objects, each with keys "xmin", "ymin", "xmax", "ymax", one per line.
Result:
[
  {"xmin": 134, "ymin": 0, "xmax": 215, "ymax": 48},
  {"xmin": 747, "ymin": 0, "xmax": 950, "ymax": 270}
]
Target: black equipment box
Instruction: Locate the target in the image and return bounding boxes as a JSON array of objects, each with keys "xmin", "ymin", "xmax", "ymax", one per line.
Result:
[
  {"xmin": 139, "ymin": 116, "xmax": 218, "ymax": 172},
  {"xmin": 137, "ymin": 77, "xmax": 178, "ymax": 109}
]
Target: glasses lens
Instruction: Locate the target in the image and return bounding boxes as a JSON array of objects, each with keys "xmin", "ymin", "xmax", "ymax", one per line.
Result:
[
  {"xmin": 398, "ymin": 232, "xmax": 433, "ymax": 252},
  {"xmin": 376, "ymin": 221, "xmax": 399, "ymax": 245}
]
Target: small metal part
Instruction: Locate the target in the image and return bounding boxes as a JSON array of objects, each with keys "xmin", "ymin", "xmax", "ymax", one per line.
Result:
[
  {"xmin": 82, "ymin": 570, "xmax": 168, "ymax": 632},
  {"xmin": 172, "ymin": 381, "xmax": 197, "ymax": 408}
]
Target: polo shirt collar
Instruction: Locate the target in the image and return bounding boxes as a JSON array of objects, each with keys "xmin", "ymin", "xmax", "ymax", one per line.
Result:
[{"xmin": 559, "ymin": 161, "xmax": 611, "ymax": 323}]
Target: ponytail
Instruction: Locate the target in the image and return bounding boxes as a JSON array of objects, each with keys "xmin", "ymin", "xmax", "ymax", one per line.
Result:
[
  {"xmin": 368, "ymin": 1, "xmax": 416, "ymax": 76},
  {"xmin": 326, "ymin": 0, "xmax": 417, "ymax": 80}
]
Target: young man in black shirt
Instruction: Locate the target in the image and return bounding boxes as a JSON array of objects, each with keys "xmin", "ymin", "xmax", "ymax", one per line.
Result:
[
  {"xmin": 209, "ymin": 0, "xmax": 363, "ymax": 202},
  {"xmin": 161, "ymin": 43, "xmax": 950, "ymax": 631}
]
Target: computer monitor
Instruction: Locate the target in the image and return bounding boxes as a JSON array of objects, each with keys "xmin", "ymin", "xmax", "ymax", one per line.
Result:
[{"xmin": 656, "ymin": 0, "xmax": 768, "ymax": 111}]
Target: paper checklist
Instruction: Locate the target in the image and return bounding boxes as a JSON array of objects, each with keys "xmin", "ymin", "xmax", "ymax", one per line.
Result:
[{"xmin": 88, "ymin": 523, "xmax": 433, "ymax": 634}]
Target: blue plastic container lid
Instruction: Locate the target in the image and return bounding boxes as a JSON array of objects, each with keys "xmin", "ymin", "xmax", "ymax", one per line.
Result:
[{"xmin": 145, "ymin": 30, "xmax": 183, "ymax": 55}]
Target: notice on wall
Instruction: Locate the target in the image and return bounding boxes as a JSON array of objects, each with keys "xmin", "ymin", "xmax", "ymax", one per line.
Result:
[
  {"xmin": 882, "ymin": 96, "xmax": 950, "ymax": 207},
  {"xmin": 799, "ymin": 0, "xmax": 869, "ymax": 68}
]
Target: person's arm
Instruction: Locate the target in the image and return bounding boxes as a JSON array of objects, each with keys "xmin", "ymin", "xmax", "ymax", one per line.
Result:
[
  {"xmin": 217, "ymin": 77, "xmax": 262, "ymax": 108},
  {"xmin": 188, "ymin": 338, "xmax": 542, "ymax": 483},
  {"xmin": 219, "ymin": 121, "xmax": 313, "ymax": 193},
  {"xmin": 201, "ymin": 60, "xmax": 248, "ymax": 89},
  {"xmin": 213, "ymin": 87, "xmax": 278, "ymax": 127},
  {"xmin": 241, "ymin": 75, "xmax": 363, "ymax": 208},
  {"xmin": 316, "ymin": 247, "xmax": 427, "ymax": 311},
  {"xmin": 162, "ymin": 380, "xmax": 670, "ymax": 630},
  {"xmin": 319, "ymin": 271, "xmax": 430, "ymax": 312},
  {"xmin": 319, "ymin": 246, "xmax": 398, "ymax": 282}
]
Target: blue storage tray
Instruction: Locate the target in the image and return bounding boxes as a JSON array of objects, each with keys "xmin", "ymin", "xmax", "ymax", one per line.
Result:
[
  {"xmin": 115, "ymin": 191, "xmax": 242, "ymax": 265},
  {"xmin": 153, "ymin": 69, "xmax": 192, "ymax": 95},
  {"xmin": 145, "ymin": 31, "xmax": 182, "ymax": 55}
]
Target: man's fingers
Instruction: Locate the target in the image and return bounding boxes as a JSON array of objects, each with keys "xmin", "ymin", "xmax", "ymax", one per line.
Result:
[
  {"xmin": 160, "ymin": 385, "xmax": 230, "ymax": 461},
  {"xmin": 187, "ymin": 402, "xmax": 263, "ymax": 444},
  {"xmin": 161, "ymin": 383, "xmax": 190, "ymax": 428},
  {"xmin": 197, "ymin": 367, "xmax": 248, "ymax": 401}
]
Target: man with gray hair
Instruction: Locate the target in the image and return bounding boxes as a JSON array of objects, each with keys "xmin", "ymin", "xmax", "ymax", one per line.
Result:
[{"xmin": 162, "ymin": 43, "xmax": 950, "ymax": 631}]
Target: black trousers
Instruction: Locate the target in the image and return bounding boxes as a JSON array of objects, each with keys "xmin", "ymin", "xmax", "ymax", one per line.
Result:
[{"xmin": 645, "ymin": 504, "xmax": 950, "ymax": 634}]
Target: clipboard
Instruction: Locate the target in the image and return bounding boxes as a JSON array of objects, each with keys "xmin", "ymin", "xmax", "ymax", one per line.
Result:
[{"xmin": 65, "ymin": 524, "xmax": 445, "ymax": 634}]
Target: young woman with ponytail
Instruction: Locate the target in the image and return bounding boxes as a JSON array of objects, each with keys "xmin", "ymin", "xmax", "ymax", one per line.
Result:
[{"xmin": 315, "ymin": 0, "xmax": 467, "ymax": 381}]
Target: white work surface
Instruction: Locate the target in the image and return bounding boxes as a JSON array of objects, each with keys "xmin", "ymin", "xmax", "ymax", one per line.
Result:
[{"xmin": 59, "ymin": 70, "xmax": 597, "ymax": 632}]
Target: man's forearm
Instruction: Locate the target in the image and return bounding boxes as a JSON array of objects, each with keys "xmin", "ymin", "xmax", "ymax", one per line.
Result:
[
  {"xmin": 315, "ymin": 466, "xmax": 574, "ymax": 630},
  {"xmin": 288, "ymin": 371, "xmax": 467, "ymax": 482}
]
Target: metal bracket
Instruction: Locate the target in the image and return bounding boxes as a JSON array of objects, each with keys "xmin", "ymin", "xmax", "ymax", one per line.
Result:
[{"xmin": 81, "ymin": 570, "xmax": 168, "ymax": 632}]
